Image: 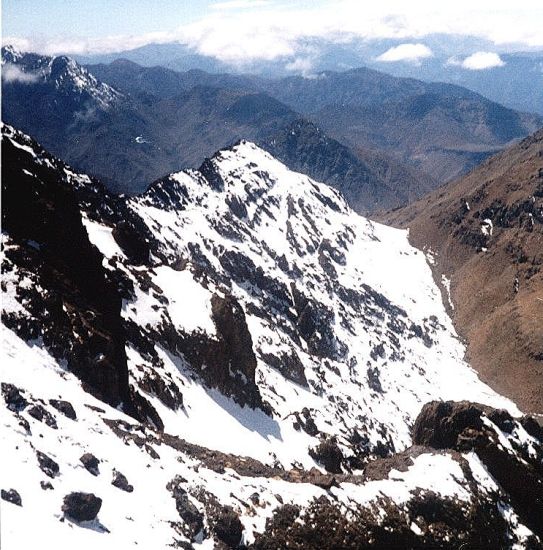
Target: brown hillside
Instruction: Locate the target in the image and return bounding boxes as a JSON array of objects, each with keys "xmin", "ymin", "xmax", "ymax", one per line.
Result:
[{"xmin": 384, "ymin": 129, "xmax": 543, "ymax": 414}]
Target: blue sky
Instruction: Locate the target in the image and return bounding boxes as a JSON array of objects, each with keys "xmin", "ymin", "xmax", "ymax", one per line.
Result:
[
  {"xmin": 3, "ymin": 0, "xmax": 543, "ymax": 62},
  {"xmin": 3, "ymin": 0, "xmax": 207, "ymax": 38}
]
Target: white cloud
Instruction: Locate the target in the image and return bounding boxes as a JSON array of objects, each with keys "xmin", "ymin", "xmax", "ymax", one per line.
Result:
[
  {"xmin": 180, "ymin": 15, "xmax": 296, "ymax": 64},
  {"xmin": 2, "ymin": 31, "xmax": 179, "ymax": 57},
  {"xmin": 460, "ymin": 51, "xmax": 506, "ymax": 70},
  {"xmin": 376, "ymin": 43, "xmax": 433, "ymax": 64},
  {"xmin": 285, "ymin": 56, "xmax": 315, "ymax": 77},
  {"xmin": 4, "ymin": 0, "xmax": 543, "ymax": 63},
  {"xmin": 2, "ymin": 63, "xmax": 40, "ymax": 84}
]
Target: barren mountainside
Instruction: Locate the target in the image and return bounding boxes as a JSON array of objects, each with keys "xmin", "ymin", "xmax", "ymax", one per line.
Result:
[{"xmin": 385, "ymin": 128, "xmax": 543, "ymax": 415}]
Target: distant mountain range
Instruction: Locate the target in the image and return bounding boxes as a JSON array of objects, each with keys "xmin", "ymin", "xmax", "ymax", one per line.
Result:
[
  {"xmin": 2, "ymin": 47, "xmax": 424, "ymax": 212},
  {"xmin": 75, "ymin": 38, "xmax": 543, "ymax": 115},
  {"xmin": 2, "ymin": 46, "xmax": 541, "ymax": 214},
  {"xmin": 373, "ymin": 51, "xmax": 543, "ymax": 117},
  {"xmin": 87, "ymin": 56, "xmax": 543, "ymax": 188}
]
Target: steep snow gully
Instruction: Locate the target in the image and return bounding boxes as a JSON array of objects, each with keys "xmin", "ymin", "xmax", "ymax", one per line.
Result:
[{"xmin": 2, "ymin": 124, "xmax": 542, "ymax": 548}]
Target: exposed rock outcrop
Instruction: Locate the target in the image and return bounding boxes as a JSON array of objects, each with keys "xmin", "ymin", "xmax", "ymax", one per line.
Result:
[{"xmin": 413, "ymin": 400, "xmax": 543, "ymax": 539}]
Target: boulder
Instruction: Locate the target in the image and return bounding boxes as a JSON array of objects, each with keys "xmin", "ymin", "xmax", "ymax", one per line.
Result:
[
  {"xmin": 412, "ymin": 401, "xmax": 484, "ymax": 449},
  {"xmin": 1, "ymin": 383, "xmax": 27, "ymax": 411},
  {"xmin": 1, "ymin": 488, "xmax": 22, "ymax": 506},
  {"xmin": 80, "ymin": 452, "xmax": 100, "ymax": 476},
  {"xmin": 49, "ymin": 399, "xmax": 77, "ymax": 420},
  {"xmin": 211, "ymin": 505, "xmax": 244, "ymax": 548},
  {"xmin": 27, "ymin": 404, "xmax": 58, "ymax": 428},
  {"xmin": 112, "ymin": 469, "xmax": 134, "ymax": 492},
  {"xmin": 62, "ymin": 492, "xmax": 102, "ymax": 522},
  {"xmin": 309, "ymin": 437, "xmax": 344, "ymax": 474},
  {"xmin": 36, "ymin": 450, "xmax": 59, "ymax": 478}
]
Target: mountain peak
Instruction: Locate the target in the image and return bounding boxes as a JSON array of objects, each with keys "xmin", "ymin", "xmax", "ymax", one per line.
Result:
[
  {"xmin": 1, "ymin": 44, "xmax": 23, "ymax": 63},
  {"xmin": 2, "ymin": 48, "xmax": 122, "ymax": 107}
]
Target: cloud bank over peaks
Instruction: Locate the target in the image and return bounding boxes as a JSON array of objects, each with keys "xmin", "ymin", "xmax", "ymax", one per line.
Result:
[{"xmin": 4, "ymin": 1, "xmax": 543, "ymax": 67}]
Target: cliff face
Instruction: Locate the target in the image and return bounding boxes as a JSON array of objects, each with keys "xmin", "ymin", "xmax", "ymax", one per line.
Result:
[{"xmin": 1, "ymin": 125, "xmax": 162, "ymax": 426}]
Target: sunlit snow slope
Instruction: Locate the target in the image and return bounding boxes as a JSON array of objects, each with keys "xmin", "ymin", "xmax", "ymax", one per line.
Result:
[
  {"xmin": 2, "ymin": 124, "xmax": 542, "ymax": 549},
  {"xmin": 125, "ymin": 140, "xmax": 518, "ymax": 462}
]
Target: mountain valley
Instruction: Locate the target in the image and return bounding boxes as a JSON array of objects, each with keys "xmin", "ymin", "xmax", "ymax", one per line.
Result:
[
  {"xmin": 3, "ymin": 46, "xmax": 540, "ymax": 215},
  {"xmin": 384, "ymin": 129, "xmax": 543, "ymax": 415}
]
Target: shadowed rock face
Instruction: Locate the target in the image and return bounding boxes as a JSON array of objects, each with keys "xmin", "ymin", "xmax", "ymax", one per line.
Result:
[
  {"xmin": 1, "ymin": 128, "xmax": 159, "ymax": 426},
  {"xmin": 210, "ymin": 505, "xmax": 244, "ymax": 548},
  {"xmin": 153, "ymin": 293, "xmax": 263, "ymax": 410},
  {"xmin": 2, "ymin": 134, "xmax": 126, "ymax": 404},
  {"xmin": 167, "ymin": 477, "xmax": 204, "ymax": 540},
  {"xmin": 208, "ymin": 293, "xmax": 261, "ymax": 408}
]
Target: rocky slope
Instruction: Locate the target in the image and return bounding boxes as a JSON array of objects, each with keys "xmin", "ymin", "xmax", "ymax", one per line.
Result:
[
  {"xmin": 2, "ymin": 124, "xmax": 542, "ymax": 548},
  {"xmin": 384, "ymin": 128, "xmax": 543, "ymax": 416}
]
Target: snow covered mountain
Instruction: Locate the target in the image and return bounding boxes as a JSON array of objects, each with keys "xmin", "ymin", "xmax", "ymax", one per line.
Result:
[
  {"xmin": 2, "ymin": 124, "xmax": 542, "ymax": 548},
  {"xmin": 2, "ymin": 45, "xmax": 121, "ymax": 108}
]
